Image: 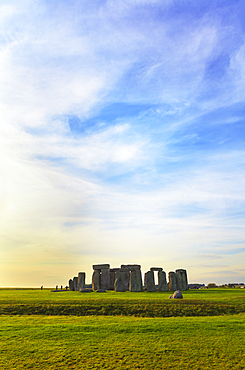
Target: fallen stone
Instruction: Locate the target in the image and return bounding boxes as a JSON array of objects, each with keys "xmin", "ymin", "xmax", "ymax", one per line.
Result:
[
  {"xmin": 79, "ymin": 288, "xmax": 93, "ymax": 293},
  {"xmin": 169, "ymin": 290, "xmax": 183, "ymax": 299},
  {"xmin": 96, "ymin": 289, "xmax": 106, "ymax": 293}
]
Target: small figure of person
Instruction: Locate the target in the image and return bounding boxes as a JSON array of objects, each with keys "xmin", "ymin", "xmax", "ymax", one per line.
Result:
[
  {"xmin": 56, "ymin": 285, "xmax": 58, "ymax": 290},
  {"xmin": 61, "ymin": 285, "xmax": 63, "ymax": 290},
  {"xmin": 41, "ymin": 286, "xmax": 43, "ymax": 290}
]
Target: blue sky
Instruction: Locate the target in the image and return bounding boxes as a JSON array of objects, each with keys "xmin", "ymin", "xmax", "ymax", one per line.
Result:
[{"xmin": 0, "ymin": 0, "xmax": 245, "ymax": 286}]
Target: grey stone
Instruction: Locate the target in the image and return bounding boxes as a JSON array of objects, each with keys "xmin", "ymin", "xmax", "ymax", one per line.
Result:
[
  {"xmin": 73, "ymin": 276, "xmax": 78, "ymax": 291},
  {"xmin": 169, "ymin": 290, "xmax": 183, "ymax": 299},
  {"xmin": 144, "ymin": 271, "xmax": 156, "ymax": 292},
  {"xmin": 109, "ymin": 268, "xmax": 120, "ymax": 272},
  {"xmin": 150, "ymin": 267, "xmax": 163, "ymax": 272},
  {"xmin": 168, "ymin": 271, "xmax": 177, "ymax": 291},
  {"xmin": 158, "ymin": 270, "xmax": 168, "ymax": 291},
  {"xmin": 101, "ymin": 268, "xmax": 109, "ymax": 290},
  {"xmin": 122, "ymin": 270, "xmax": 130, "ymax": 291},
  {"xmin": 109, "ymin": 268, "xmax": 121, "ymax": 289},
  {"xmin": 92, "ymin": 270, "xmax": 100, "ymax": 290},
  {"xmin": 109, "ymin": 270, "xmax": 116, "ymax": 290},
  {"xmin": 79, "ymin": 288, "xmax": 93, "ymax": 293},
  {"xmin": 93, "ymin": 264, "xmax": 110, "ymax": 270},
  {"xmin": 96, "ymin": 289, "xmax": 106, "ymax": 293},
  {"xmin": 129, "ymin": 270, "xmax": 143, "ymax": 292},
  {"xmin": 175, "ymin": 269, "xmax": 188, "ymax": 291},
  {"xmin": 69, "ymin": 279, "xmax": 74, "ymax": 291},
  {"xmin": 121, "ymin": 264, "xmax": 141, "ymax": 271},
  {"xmin": 77, "ymin": 272, "xmax": 85, "ymax": 291},
  {"xmin": 114, "ymin": 271, "xmax": 125, "ymax": 292}
]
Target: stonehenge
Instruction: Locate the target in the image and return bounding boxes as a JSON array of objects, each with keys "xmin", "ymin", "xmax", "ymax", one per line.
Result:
[{"xmin": 68, "ymin": 265, "xmax": 188, "ymax": 292}]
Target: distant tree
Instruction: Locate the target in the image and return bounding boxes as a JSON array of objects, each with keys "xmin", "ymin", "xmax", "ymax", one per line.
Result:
[{"xmin": 207, "ymin": 283, "xmax": 217, "ymax": 288}]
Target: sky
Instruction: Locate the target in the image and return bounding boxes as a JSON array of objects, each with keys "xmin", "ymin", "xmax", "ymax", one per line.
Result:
[{"xmin": 0, "ymin": 0, "xmax": 245, "ymax": 287}]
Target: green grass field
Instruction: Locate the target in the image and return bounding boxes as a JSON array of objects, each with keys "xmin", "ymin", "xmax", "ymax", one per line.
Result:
[
  {"xmin": 0, "ymin": 289, "xmax": 245, "ymax": 369},
  {"xmin": 0, "ymin": 288, "xmax": 245, "ymax": 317}
]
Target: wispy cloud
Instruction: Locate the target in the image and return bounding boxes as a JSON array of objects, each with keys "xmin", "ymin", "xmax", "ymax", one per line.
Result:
[{"xmin": 0, "ymin": 0, "xmax": 245, "ymax": 286}]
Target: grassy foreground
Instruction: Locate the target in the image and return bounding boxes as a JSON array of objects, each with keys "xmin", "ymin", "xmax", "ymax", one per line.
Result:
[
  {"xmin": 1, "ymin": 314, "xmax": 245, "ymax": 369},
  {"xmin": 1, "ymin": 289, "xmax": 244, "ymax": 369}
]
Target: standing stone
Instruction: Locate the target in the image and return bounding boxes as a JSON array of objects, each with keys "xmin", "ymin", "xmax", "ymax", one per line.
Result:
[
  {"xmin": 109, "ymin": 268, "xmax": 120, "ymax": 290},
  {"xmin": 129, "ymin": 270, "xmax": 143, "ymax": 292},
  {"xmin": 114, "ymin": 271, "xmax": 125, "ymax": 292},
  {"xmin": 101, "ymin": 268, "xmax": 109, "ymax": 290},
  {"xmin": 122, "ymin": 270, "xmax": 130, "ymax": 291},
  {"xmin": 92, "ymin": 270, "xmax": 100, "ymax": 290},
  {"xmin": 168, "ymin": 272, "xmax": 177, "ymax": 291},
  {"xmin": 144, "ymin": 271, "xmax": 156, "ymax": 292},
  {"xmin": 73, "ymin": 276, "xmax": 78, "ymax": 291},
  {"xmin": 69, "ymin": 279, "xmax": 74, "ymax": 291},
  {"xmin": 176, "ymin": 269, "xmax": 188, "ymax": 290},
  {"xmin": 109, "ymin": 270, "xmax": 116, "ymax": 290},
  {"xmin": 77, "ymin": 272, "xmax": 85, "ymax": 291},
  {"xmin": 158, "ymin": 271, "xmax": 168, "ymax": 291}
]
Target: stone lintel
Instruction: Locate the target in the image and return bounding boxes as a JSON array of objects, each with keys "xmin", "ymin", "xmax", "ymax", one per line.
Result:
[
  {"xmin": 150, "ymin": 267, "xmax": 163, "ymax": 272},
  {"xmin": 121, "ymin": 264, "xmax": 141, "ymax": 270},
  {"xmin": 109, "ymin": 268, "xmax": 120, "ymax": 272},
  {"xmin": 175, "ymin": 268, "xmax": 186, "ymax": 273},
  {"xmin": 93, "ymin": 264, "xmax": 110, "ymax": 270}
]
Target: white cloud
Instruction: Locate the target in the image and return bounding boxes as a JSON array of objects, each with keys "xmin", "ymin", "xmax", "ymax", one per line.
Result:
[{"xmin": 0, "ymin": 0, "xmax": 245, "ymax": 286}]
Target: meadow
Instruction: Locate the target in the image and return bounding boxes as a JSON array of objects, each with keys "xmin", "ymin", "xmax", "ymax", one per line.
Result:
[
  {"xmin": 0, "ymin": 288, "xmax": 245, "ymax": 317},
  {"xmin": 0, "ymin": 288, "xmax": 245, "ymax": 369}
]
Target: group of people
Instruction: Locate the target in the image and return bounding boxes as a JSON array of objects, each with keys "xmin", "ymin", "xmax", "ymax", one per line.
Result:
[{"xmin": 40, "ymin": 285, "xmax": 68, "ymax": 290}]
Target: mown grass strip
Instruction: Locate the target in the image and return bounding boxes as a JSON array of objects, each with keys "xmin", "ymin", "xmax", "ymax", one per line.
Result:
[{"xmin": 1, "ymin": 299, "xmax": 244, "ymax": 317}]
